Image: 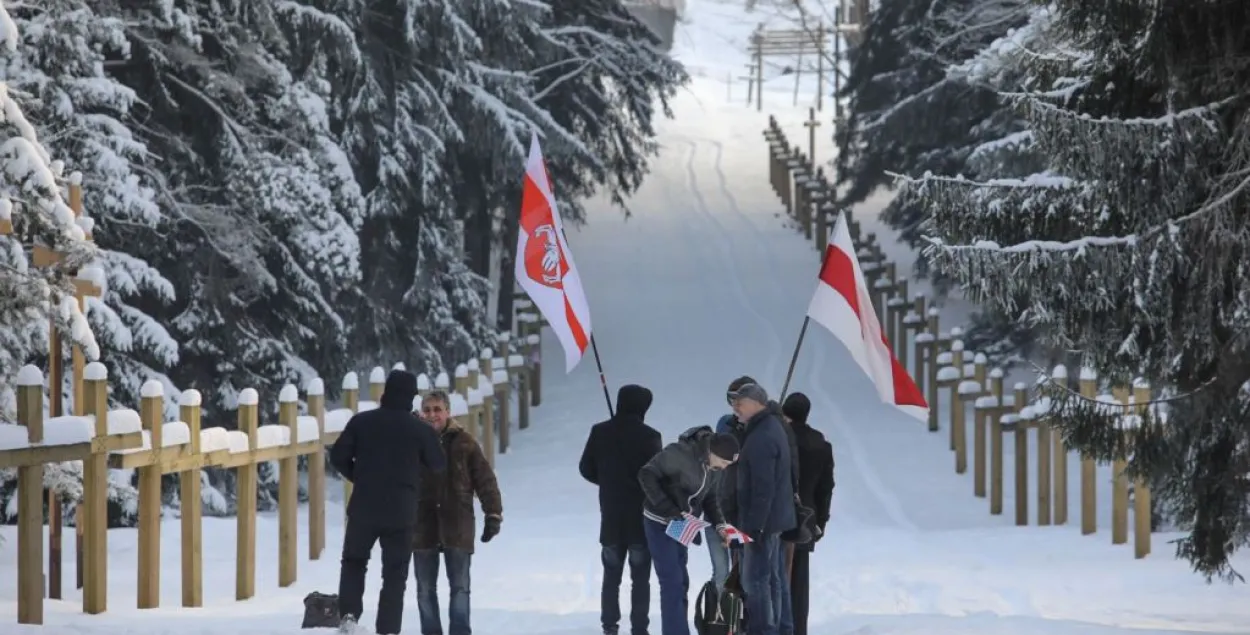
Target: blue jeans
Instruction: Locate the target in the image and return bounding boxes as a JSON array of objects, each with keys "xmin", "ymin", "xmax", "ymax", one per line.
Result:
[
  {"xmin": 414, "ymin": 548, "xmax": 472, "ymax": 635},
  {"xmin": 774, "ymin": 541, "xmax": 794, "ymax": 635},
  {"xmin": 705, "ymin": 525, "xmax": 730, "ymax": 591},
  {"xmin": 644, "ymin": 519, "xmax": 690, "ymax": 635},
  {"xmin": 741, "ymin": 533, "xmax": 782, "ymax": 635},
  {"xmin": 601, "ymin": 543, "xmax": 651, "ymax": 635}
]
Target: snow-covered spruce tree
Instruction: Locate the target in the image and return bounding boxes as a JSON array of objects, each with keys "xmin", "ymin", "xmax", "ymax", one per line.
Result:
[
  {"xmin": 0, "ymin": 0, "xmax": 111, "ymax": 521},
  {"xmin": 901, "ymin": 1, "xmax": 1250, "ymax": 580},
  {"xmin": 102, "ymin": 0, "xmax": 363, "ymax": 425}
]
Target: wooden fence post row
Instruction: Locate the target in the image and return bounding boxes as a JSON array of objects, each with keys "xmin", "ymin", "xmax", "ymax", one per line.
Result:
[
  {"xmin": 0, "ymin": 315, "xmax": 547, "ymax": 625},
  {"xmin": 761, "ymin": 111, "xmax": 1158, "ymax": 560}
]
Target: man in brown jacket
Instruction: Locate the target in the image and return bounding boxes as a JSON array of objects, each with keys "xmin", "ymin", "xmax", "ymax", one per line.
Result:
[{"xmin": 413, "ymin": 390, "xmax": 503, "ymax": 635}]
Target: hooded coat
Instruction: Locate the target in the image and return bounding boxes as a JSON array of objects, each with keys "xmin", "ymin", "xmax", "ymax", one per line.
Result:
[
  {"xmin": 638, "ymin": 426, "xmax": 727, "ymax": 527},
  {"xmin": 579, "ymin": 385, "xmax": 663, "ymax": 546},
  {"xmin": 329, "ymin": 370, "xmax": 446, "ymax": 529}
]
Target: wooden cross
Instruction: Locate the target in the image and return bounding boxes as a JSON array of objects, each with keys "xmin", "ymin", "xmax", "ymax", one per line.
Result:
[{"xmin": 802, "ymin": 107, "xmax": 821, "ymax": 163}]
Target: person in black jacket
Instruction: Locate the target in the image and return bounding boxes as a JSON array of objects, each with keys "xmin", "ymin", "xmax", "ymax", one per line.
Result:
[
  {"xmin": 781, "ymin": 393, "xmax": 834, "ymax": 635},
  {"xmin": 579, "ymin": 384, "xmax": 664, "ymax": 635},
  {"xmin": 638, "ymin": 426, "xmax": 740, "ymax": 635},
  {"xmin": 330, "ymin": 369, "xmax": 446, "ymax": 635}
]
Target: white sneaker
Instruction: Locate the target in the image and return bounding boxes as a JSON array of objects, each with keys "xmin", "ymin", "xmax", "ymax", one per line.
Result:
[{"xmin": 339, "ymin": 614, "xmax": 359, "ymax": 633}]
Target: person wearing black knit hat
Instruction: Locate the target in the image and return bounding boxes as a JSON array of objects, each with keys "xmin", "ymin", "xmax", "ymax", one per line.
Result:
[{"xmin": 780, "ymin": 392, "xmax": 835, "ymax": 635}]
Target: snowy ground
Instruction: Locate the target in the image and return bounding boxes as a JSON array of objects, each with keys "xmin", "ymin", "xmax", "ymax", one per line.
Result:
[{"xmin": 4, "ymin": 0, "xmax": 1249, "ymax": 633}]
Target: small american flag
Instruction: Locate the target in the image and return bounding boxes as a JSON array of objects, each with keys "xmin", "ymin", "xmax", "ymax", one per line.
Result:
[
  {"xmin": 665, "ymin": 513, "xmax": 711, "ymax": 546},
  {"xmin": 721, "ymin": 524, "xmax": 753, "ymax": 544}
]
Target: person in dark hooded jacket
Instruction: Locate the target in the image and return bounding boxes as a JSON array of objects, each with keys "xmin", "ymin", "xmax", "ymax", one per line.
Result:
[
  {"xmin": 639, "ymin": 426, "xmax": 740, "ymax": 635},
  {"xmin": 781, "ymin": 393, "xmax": 834, "ymax": 635},
  {"xmin": 579, "ymin": 384, "xmax": 664, "ymax": 635},
  {"xmin": 331, "ymin": 369, "xmax": 446, "ymax": 635}
]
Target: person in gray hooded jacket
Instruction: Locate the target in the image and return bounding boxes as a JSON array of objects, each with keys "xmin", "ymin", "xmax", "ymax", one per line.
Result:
[{"xmin": 638, "ymin": 426, "xmax": 740, "ymax": 635}]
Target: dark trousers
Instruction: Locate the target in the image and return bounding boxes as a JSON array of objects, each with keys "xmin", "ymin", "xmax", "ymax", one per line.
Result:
[
  {"xmin": 338, "ymin": 517, "xmax": 414, "ymax": 634},
  {"xmin": 601, "ymin": 543, "xmax": 652, "ymax": 635},
  {"xmin": 790, "ymin": 548, "xmax": 810, "ymax": 635},
  {"xmin": 643, "ymin": 519, "xmax": 690, "ymax": 635},
  {"xmin": 414, "ymin": 548, "xmax": 473, "ymax": 635}
]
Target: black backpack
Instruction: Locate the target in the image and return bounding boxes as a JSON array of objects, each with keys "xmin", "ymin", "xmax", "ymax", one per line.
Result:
[
  {"xmin": 301, "ymin": 591, "xmax": 340, "ymax": 628},
  {"xmin": 694, "ymin": 565, "xmax": 745, "ymax": 635}
]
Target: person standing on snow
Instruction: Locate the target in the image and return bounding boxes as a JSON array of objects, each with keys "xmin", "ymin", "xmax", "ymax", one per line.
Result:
[
  {"xmin": 780, "ymin": 393, "xmax": 835, "ymax": 635},
  {"xmin": 705, "ymin": 375, "xmax": 759, "ymax": 591},
  {"xmin": 331, "ymin": 369, "xmax": 446, "ymax": 635},
  {"xmin": 579, "ymin": 384, "xmax": 664, "ymax": 635},
  {"xmin": 639, "ymin": 427, "xmax": 741, "ymax": 635},
  {"xmin": 729, "ymin": 383, "xmax": 796, "ymax": 635},
  {"xmin": 412, "ymin": 390, "xmax": 504, "ymax": 635}
]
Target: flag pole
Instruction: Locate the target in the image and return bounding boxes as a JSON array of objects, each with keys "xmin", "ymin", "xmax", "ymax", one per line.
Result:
[
  {"xmin": 590, "ymin": 334, "xmax": 614, "ymax": 417},
  {"xmin": 779, "ymin": 316, "xmax": 811, "ymax": 401}
]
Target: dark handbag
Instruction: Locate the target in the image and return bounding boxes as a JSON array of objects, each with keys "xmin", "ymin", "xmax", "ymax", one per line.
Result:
[
  {"xmin": 781, "ymin": 498, "xmax": 816, "ymax": 545},
  {"xmin": 301, "ymin": 591, "xmax": 340, "ymax": 628}
]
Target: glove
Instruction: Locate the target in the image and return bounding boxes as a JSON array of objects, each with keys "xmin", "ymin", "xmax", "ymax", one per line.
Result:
[
  {"xmin": 481, "ymin": 516, "xmax": 502, "ymax": 543},
  {"xmin": 812, "ymin": 524, "xmax": 825, "ymax": 542}
]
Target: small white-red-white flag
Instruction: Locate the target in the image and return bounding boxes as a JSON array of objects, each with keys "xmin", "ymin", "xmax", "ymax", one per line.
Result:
[
  {"xmin": 514, "ymin": 133, "xmax": 593, "ymax": 373},
  {"xmin": 806, "ymin": 212, "xmax": 928, "ymax": 420}
]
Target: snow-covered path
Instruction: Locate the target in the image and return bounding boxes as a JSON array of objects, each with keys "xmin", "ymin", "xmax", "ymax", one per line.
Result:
[{"xmin": 4, "ymin": 1, "xmax": 1250, "ymax": 633}]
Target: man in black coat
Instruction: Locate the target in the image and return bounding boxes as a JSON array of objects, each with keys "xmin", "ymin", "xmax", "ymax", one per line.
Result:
[
  {"xmin": 579, "ymin": 384, "xmax": 664, "ymax": 635},
  {"xmin": 781, "ymin": 393, "xmax": 835, "ymax": 635},
  {"xmin": 331, "ymin": 369, "xmax": 446, "ymax": 635}
]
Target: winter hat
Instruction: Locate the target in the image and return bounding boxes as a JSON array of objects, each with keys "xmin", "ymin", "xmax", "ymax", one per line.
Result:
[
  {"xmin": 709, "ymin": 433, "xmax": 740, "ymax": 461},
  {"xmin": 727, "ymin": 382, "xmax": 769, "ymax": 406},
  {"xmin": 727, "ymin": 375, "xmax": 758, "ymax": 392},
  {"xmin": 380, "ymin": 370, "xmax": 419, "ymax": 410},
  {"xmin": 782, "ymin": 393, "xmax": 811, "ymax": 424}
]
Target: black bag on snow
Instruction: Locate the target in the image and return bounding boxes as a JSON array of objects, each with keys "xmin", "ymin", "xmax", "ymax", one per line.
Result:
[
  {"xmin": 301, "ymin": 591, "xmax": 340, "ymax": 628},
  {"xmin": 694, "ymin": 564, "xmax": 745, "ymax": 635}
]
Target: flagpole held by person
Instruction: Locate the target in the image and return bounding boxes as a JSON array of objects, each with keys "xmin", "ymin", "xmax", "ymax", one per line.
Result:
[{"xmin": 514, "ymin": 131, "xmax": 615, "ymax": 417}]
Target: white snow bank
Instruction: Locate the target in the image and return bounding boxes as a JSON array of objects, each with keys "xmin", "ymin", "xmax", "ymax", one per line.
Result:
[
  {"xmin": 43, "ymin": 415, "xmax": 94, "ymax": 445},
  {"xmin": 296, "ymin": 415, "xmax": 321, "ymax": 442},
  {"xmin": 227, "ymin": 430, "xmax": 250, "ymax": 454},
  {"xmin": 325, "ymin": 408, "xmax": 353, "ymax": 434},
  {"xmin": 307, "ymin": 378, "xmax": 325, "ymax": 396},
  {"xmin": 342, "ymin": 371, "xmax": 359, "ymax": 391},
  {"xmin": 84, "ymin": 361, "xmax": 107, "ymax": 381},
  {"xmin": 255, "ymin": 425, "xmax": 290, "ymax": 449},
  {"xmin": 200, "ymin": 427, "xmax": 231, "ymax": 453},
  {"xmin": 369, "ymin": 367, "xmax": 386, "ymax": 384},
  {"xmin": 16, "ymin": 365, "xmax": 42, "ymax": 386},
  {"xmin": 238, "ymin": 388, "xmax": 259, "ymax": 406},
  {"xmin": 278, "ymin": 384, "xmax": 298, "ymax": 403},
  {"xmin": 180, "ymin": 389, "xmax": 202, "ymax": 407},
  {"xmin": 0, "ymin": 424, "xmax": 30, "ymax": 450},
  {"xmin": 108, "ymin": 409, "xmax": 142, "ymax": 435},
  {"xmin": 141, "ymin": 379, "xmax": 163, "ymax": 398},
  {"xmin": 161, "ymin": 421, "xmax": 190, "ymax": 447}
]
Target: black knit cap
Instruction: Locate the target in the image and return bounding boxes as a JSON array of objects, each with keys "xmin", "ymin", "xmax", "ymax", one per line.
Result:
[
  {"xmin": 709, "ymin": 433, "xmax": 740, "ymax": 461},
  {"xmin": 782, "ymin": 392, "xmax": 811, "ymax": 423}
]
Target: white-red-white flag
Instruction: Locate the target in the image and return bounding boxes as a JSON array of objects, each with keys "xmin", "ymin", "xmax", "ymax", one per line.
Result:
[
  {"xmin": 515, "ymin": 133, "xmax": 593, "ymax": 372},
  {"xmin": 806, "ymin": 212, "xmax": 928, "ymax": 420}
]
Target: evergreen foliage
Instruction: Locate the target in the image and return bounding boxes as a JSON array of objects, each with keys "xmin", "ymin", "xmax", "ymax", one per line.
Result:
[{"xmin": 901, "ymin": 0, "xmax": 1250, "ymax": 580}]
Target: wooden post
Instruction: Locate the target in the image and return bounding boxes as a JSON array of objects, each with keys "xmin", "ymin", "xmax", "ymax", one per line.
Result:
[
  {"xmin": 973, "ymin": 370, "xmax": 1003, "ymax": 498},
  {"xmin": 528, "ymin": 327, "xmax": 543, "ymax": 408},
  {"xmin": 495, "ymin": 336, "xmax": 513, "ymax": 453},
  {"xmin": 1079, "ymin": 367, "xmax": 1098, "ymax": 535},
  {"xmin": 137, "ymin": 380, "xmax": 164, "ymax": 609},
  {"xmin": 341, "ymin": 372, "xmax": 359, "ymax": 514},
  {"xmin": 236, "ymin": 388, "xmax": 259, "ymax": 601},
  {"xmin": 1053, "ymin": 367, "xmax": 1070, "ymax": 526},
  {"xmin": 1036, "ymin": 367, "xmax": 1062, "ymax": 527},
  {"xmin": 948, "ymin": 340, "xmax": 965, "ymax": 452},
  {"xmin": 454, "ymin": 364, "xmax": 472, "ymax": 433},
  {"xmin": 16, "ymin": 366, "xmax": 45, "ymax": 625},
  {"xmin": 925, "ymin": 310, "xmax": 941, "ymax": 432},
  {"xmin": 479, "ymin": 349, "xmax": 497, "ymax": 465},
  {"xmin": 803, "ymin": 107, "xmax": 820, "ymax": 166},
  {"xmin": 278, "ymin": 384, "xmax": 300, "ymax": 587},
  {"xmin": 954, "ymin": 352, "xmax": 984, "ymax": 475},
  {"xmin": 512, "ymin": 352, "xmax": 530, "ymax": 430},
  {"xmin": 179, "ymin": 389, "xmax": 204, "ymax": 608},
  {"xmin": 754, "ymin": 34, "xmax": 763, "ymax": 112},
  {"xmin": 1012, "ymin": 406, "xmax": 1029, "ymax": 526},
  {"xmin": 368, "ymin": 366, "xmax": 386, "ymax": 403},
  {"xmin": 307, "ymin": 378, "xmax": 327, "ymax": 561},
  {"xmin": 82, "ymin": 363, "xmax": 109, "ymax": 614},
  {"xmin": 1132, "ymin": 379, "xmax": 1152, "ymax": 559},
  {"xmin": 1110, "ymin": 386, "xmax": 1130, "ymax": 546},
  {"xmin": 466, "ymin": 360, "xmax": 483, "ymax": 439}
]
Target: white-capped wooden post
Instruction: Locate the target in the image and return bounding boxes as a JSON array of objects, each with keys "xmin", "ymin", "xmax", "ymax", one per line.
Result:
[
  {"xmin": 278, "ymin": 384, "xmax": 300, "ymax": 587},
  {"xmin": 15, "ymin": 366, "xmax": 45, "ymax": 624},
  {"xmin": 340, "ymin": 372, "xmax": 359, "ymax": 515},
  {"xmin": 179, "ymin": 389, "xmax": 204, "ymax": 607},
  {"xmin": 454, "ymin": 364, "xmax": 473, "ymax": 436},
  {"xmin": 467, "ymin": 359, "xmax": 483, "ymax": 439},
  {"xmin": 82, "ymin": 362, "xmax": 109, "ymax": 614},
  {"xmin": 368, "ymin": 366, "xmax": 386, "ymax": 403},
  {"xmin": 417, "ymin": 373, "xmax": 432, "ymax": 399},
  {"xmin": 236, "ymin": 388, "xmax": 260, "ymax": 600},
  {"xmin": 307, "ymin": 378, "xmax": 326, "ymax": 560},
  {"xmin": 136, "ymin": 380, "xmax": 164, "ymax": 609}
]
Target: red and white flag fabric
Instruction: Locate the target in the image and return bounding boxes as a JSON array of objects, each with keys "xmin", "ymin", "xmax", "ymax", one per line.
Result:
[
  {"xmin": 515, "ymin": 133, "xmax": 593, "ymax": 373},
  {"xmin": 720, "ymin": 524, "xmax": 754, "ymax": 544},
  {"xmin": 807, "ymin": 212, "xmax": 928, "ymax": 420}
]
